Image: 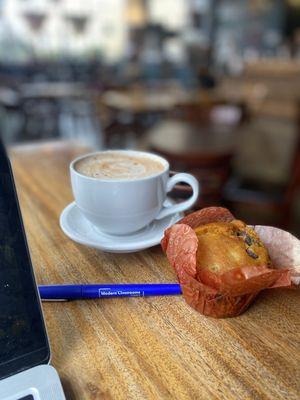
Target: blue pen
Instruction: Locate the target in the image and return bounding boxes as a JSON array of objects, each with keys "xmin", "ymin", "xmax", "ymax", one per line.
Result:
[{"xmin": 39, "ymin": 283, "xmax": 182, "ymax": 301}]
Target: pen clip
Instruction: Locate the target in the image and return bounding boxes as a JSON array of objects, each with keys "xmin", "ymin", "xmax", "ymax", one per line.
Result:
[{"xmin": 41, "ymin": 298, "xmax": 71, "ymax": 302}]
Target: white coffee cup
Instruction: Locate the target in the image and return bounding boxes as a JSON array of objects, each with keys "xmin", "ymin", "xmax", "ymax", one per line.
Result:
[{"xmin": 70, "ymin": 150, "xmax": 199, "ymax": 235}]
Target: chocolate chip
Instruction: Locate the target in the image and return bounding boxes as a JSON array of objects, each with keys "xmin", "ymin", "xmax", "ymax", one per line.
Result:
[
  {"xmin": 244, "ymin": 235, "xmax": 253, "ymax": 246},
  {"xmin": 246, "ymin": 248, "xmax": 258, "ymax": 259},
  {"xmin": 237, "ymin": 230, "xmax": 253, "ymax": 245}
]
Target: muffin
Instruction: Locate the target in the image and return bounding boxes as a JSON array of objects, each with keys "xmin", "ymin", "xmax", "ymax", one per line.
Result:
[
  {"xmin": 195, "ymin": 220, "xmax": 272, "ymax": 287},
  {"xmin": 161, "ymin": 207, "xmax": 291, "ymax": 318}
]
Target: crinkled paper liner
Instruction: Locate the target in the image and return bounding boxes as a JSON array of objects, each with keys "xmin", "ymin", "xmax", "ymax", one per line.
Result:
[{"xmin": 161, "ymin": 207, "xmax": 300, "ymax": 318}]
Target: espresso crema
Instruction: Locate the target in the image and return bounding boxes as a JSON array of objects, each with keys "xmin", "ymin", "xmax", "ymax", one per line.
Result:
[{"xmin": 75, "ymin": 152, "xmax": 165, "ymax": 180}]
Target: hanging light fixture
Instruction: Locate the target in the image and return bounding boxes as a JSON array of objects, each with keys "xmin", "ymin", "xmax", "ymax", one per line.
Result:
[
  {"xmin": 64, "ymin": 14, "xmax": 89, "ymax": 35},
  {"xmin": 23, "ymin": 12, "xmax": 47, "ymax": 32}
]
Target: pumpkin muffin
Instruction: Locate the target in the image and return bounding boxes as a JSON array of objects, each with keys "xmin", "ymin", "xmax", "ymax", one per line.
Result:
[
  {"xmin": 195, "ymin": 220, "xmax": 272, "ymax": 282},
  {"xmin": 162, "ymin": 207, "xmax": 292, "ymax": 318}
]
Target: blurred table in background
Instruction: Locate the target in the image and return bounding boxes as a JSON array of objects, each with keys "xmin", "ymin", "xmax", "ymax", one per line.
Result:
[
  {"xmin": 101, "ymin": 87, "xmax": 188, "ymax": 114},
  {"xmin": 243, "ymin": 59, "xmax": 300, "ymax": 78},
  {"xmin": 20, "ymin": 82, "xmax": 91, "ymax": 100},
  {"xmin": 99, "ymin": 84, "xmax": 245, "ymax": 149},
  {"xmin": 217, "ymin": 80, "xmax": 298, "ymax": 120},
  {"xmin": 146, "ymin": 101, "xmax": 244, "ymax": 208},
  {"xmin": 99, "ymin": 85, "xmax": 190, "ymax": 148},
  {"xmin": 148, "ymin": 119, "xmax": 236, "ymax": 155}
]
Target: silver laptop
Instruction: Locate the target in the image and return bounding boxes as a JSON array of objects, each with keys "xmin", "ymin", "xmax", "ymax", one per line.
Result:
[{"xmin": 0, "ymin": 140, "xmax": 65, "ymax": 399}]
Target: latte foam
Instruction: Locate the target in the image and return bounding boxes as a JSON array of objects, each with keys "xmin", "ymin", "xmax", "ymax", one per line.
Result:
[{"xmin": 75, "ymin": 152, "xmax": 165, "ymax": 180}]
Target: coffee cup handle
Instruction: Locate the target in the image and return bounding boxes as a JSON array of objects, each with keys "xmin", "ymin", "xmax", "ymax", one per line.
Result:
[{"xmin": 156, "ymin": 173, "xmax": 199, "ymax": 220}]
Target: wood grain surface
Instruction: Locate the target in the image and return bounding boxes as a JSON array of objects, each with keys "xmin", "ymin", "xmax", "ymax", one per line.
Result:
[{"xmin": 10, "ymin": 141, "xmax": 300, "ymax": 400}]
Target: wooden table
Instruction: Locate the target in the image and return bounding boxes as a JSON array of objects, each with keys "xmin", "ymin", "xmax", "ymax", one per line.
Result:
[
  {"xmin": 20, "ymin": 82, "xmax": 91, "ymax": 100},
  {"xmin": 99, "ymin": 86, "xmax": 190, "ymax": 147},
  {"xmin": 10, "ymin": 141, "xmax": 300, "ymax": 400},
  {"xmin": 101, "ymin": 87, "xmax": 189, "ymax": 114},
  {"xmin": 146, "ymin": 119, "xmax": 237, "ymax": 155}
]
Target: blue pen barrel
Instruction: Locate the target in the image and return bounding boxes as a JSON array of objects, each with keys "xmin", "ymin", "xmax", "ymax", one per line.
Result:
[
  {"xmin": 39, "ymin": 285, "xmax": 82, "ymax": 300},
  {"xmin": 38, "ymin": 283, "xmax": 182, "ymax": 300}
]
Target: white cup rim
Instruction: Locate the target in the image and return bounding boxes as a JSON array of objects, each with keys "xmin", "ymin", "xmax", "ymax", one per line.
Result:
[{"xmin": 70, "ymin": 149, "xmax": 169, "ymax": 183}]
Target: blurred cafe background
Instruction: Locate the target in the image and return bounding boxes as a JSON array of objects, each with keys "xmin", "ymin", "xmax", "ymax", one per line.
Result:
[{"xmin": 0, "ymin": 0, "xmax": 300, "ymax": 234}]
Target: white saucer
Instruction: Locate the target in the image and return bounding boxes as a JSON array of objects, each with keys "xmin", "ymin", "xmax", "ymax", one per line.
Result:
[{"xmin": 60, "ymin": 201, "xmax": 183, "ymax": 253}]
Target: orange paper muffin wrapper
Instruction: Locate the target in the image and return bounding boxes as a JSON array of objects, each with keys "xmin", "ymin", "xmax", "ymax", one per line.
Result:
[{"xmin": 161, "ymin": 207, "xmax": 300, "ymax": 318}]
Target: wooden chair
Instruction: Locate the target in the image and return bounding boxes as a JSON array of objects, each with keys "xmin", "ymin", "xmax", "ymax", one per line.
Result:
[
  {"xmin": 98, "ymin": 86, "xmax": 174, "ymax": 148},
  {"xmin": 223, "ymin": 104, "xmax": 300, "ymax": 229},
  {"xmin": 147, "ymin": 100, "xmax": 246, "ymax": 208}
]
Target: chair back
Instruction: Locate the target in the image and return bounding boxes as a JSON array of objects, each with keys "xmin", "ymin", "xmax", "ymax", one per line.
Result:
[
  {"xmin": 169, "ymin": 99, "xmax": 247, "ymax": 126},
  {"xmin": 149, "ymin": 99, "xmax": 247, "ymax": 207}
]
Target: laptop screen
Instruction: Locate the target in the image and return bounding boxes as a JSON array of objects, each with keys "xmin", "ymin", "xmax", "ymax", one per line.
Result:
[{"xmin": 0, "ymin": 142, "xmax": 49, "ymax": 380}]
